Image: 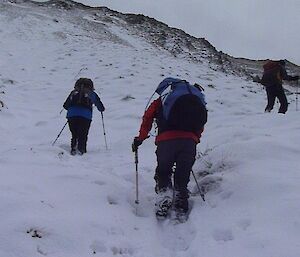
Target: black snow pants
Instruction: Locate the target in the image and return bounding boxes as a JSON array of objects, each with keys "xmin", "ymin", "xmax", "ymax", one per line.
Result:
[
  {"xmin": 155, "ymin": 138, "xmax": 196, "ymax": 200},
  {"xmin": 265, "ymin": 86, "xmax": 288, "ymax": 114},
  {"xmin": 68, "ymin": 116, "xmax": 91, "ymax": 153}
]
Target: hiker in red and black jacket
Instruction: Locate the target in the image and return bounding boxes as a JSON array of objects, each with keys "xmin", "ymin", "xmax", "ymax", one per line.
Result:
[
  {"xmin": 261, "ymin": 60, "xmax": 299, "ymax": 113},
  {"xmin": 132, "ymin": 78, "xmax": 207, "ymax": 218}
]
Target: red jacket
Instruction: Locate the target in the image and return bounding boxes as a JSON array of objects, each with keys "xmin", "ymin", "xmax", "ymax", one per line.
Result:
[{"xmin": 137, "ymin": 98, "xmax": 204, "ymax": 144}]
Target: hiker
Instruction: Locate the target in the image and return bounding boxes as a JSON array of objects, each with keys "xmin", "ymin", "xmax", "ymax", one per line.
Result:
[
  {"xmin": 63, "ymin": 78, "xmax": 105, "ymax": 155},
  {"xmin": 132, "ymin": 77, "xmax": 207, "ymax": 219},
  {"xmin": 261, "ymin": 60, "xmax": 299, "ymax": 113}
]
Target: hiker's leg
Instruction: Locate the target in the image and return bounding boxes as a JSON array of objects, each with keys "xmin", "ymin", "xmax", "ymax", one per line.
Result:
[{"xmin": 77, "ymin": 118, "xmax": 91, "ymax": 153}]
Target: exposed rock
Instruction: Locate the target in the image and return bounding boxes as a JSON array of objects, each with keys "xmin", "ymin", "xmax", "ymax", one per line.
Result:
[{"xmin": 4, "ymin": 0, "xmax": 299, "ymax": 84}]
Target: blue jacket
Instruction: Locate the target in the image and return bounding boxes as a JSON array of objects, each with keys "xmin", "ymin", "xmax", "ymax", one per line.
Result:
[{"xmin": 63, "ymin": 91, "xmax": 105, "ymax": 120}]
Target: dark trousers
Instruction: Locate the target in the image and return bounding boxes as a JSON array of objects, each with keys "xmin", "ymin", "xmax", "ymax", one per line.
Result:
[
  {"xmin": 155, "ymin": 139, "xmax": 196, "ymax": 198},
  {"xmin": 265, "ymin": 86, "xmax": 288, "ymax": 113},
  {"xmin": 68, "ymin": 117, "xmax": 91, "ymax": 153}
]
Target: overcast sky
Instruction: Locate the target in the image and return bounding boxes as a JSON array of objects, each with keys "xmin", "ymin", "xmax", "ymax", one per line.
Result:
[{"xmin": 36, "ymin": 0, "xmax": 300, "ymax": 65}]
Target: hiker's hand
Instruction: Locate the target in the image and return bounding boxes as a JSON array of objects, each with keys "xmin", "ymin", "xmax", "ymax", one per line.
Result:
[
  {"xmin": 294, "ymin": 75, "xmax": 299, "ymax": 81},
  {"xmin": 132, "ymin": 137, "xmax": 143, "ymax": 152}
]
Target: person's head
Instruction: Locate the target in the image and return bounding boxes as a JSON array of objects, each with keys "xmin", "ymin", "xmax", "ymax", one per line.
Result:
[{"xmin": 74, "ymin": 78, "xmax": 94, "ymax": 91}]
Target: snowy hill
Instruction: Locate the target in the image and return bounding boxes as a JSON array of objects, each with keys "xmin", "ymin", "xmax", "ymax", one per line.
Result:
[{"xmin": 1, "ymin": 1, "xmax": 300, "ymax": 257}]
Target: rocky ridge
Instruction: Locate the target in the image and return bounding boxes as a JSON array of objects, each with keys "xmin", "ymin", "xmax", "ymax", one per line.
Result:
[{"xmin": 2, "ymin": 0, "xmax": 300, "ymax": 84}]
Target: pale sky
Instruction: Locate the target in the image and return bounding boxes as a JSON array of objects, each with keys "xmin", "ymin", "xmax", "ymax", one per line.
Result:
[{"xmin": 35, "ymin": 0, "xmax": 300, "ymax": 65}]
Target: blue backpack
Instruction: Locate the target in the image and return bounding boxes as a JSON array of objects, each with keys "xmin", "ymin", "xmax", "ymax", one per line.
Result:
[{"xmin": 155, "ymin": 78, "xmax": 207, "ymax": 132}]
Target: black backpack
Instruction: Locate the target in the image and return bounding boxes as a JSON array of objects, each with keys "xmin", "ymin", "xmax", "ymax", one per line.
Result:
[
  {"xmin": 261, "ymin": 61, "xmax": 282, "ymax": 87},
  {"xmin": 68, "ymin": 78, "xmax": 94, "ymax": 110},
  {"xmin": 156, "ymin": 78, "xmax": 207, "ymax": 132},
  {"xmin": 167, "ymin": 93, "xmax": 207, "ymax": 132}
]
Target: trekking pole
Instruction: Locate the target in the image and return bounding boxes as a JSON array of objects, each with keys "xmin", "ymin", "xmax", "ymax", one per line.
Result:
[
  {"xmin": 52, "ymin": 121, "xmax": 68, "ymax": 146},
  {"xmin": 199, "ymin": 151, "xmax": 212, "ymax": 168},
  {"xmin": 59, "ymin": 108, "xmax": 64, "ymax": 115},
  {"xmin": 296, "ymin": 80, "xmax": 299, "ymax": 112},
  {"xmin": 73, "ymin": 67, "xmax": 87, "ymax": 80},
  {"xmin": 134, "ymin": 148, "xmax": 139, "ymax": 206},
  {"xmin": 191, "ymin": 170, "xmax": 205, "ymax": 202},
  {"xmin": 101, "ymin": 112, "xmax": 108, "ymax": 150}
]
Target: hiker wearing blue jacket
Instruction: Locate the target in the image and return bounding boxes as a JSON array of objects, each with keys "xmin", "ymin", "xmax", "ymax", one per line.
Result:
[{"xmin": 63, "ymin": 78, "xmax": 105, "ymax": 155}]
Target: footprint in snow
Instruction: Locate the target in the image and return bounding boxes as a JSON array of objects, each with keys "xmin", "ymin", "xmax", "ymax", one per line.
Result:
[
  {"xmin": 35, "ymin": 121, "xmax": 47, "ymax": 127},
  {"xmin": 37, "ymin": 245, "xmax": 47, "ymax": 256},
  {"xmin": 111, "ymin": 245, "xmax": 135, "ymax": 256},
  {"xmin": 198, "ymin": 175, "xmax": 223, "ymax": 195},
  {"xmin": 93, "ymin": 180, "xmax": 106, "ymax": 186},
  {"xmin": 107, "ymin": 227, "xmax": 124, "ymax": 236},
  {"xmin": 107, "ymin": 194, "xmax": 119, "ymax": 205},
  {"xmin": 128, "ymin": 195, "xmax": 152, "ymax": 218},
  {"xmin": 90, "ymin": 240, "xmax": 107, "ymax": 254},
  {"xmin": 58, "ymin": 144, "xmax": 71, "ymax": 152},
  {"xmin": 220, "ymin": 190, "xmax": 233, "ymax": 200},
  {"xmin": 212, "ymin": 228, "xmax": 234, "ymax": 242},
  {"xmin": 157, "ymin": 217, "xmax": 197, "ymax": 251},
  {"xmin": 57, "ymin": 151, "xmax": 65, "ymax": 159},
  {"xmin": 237, "ymin": 219, "xmax": 252, "ymax": 231}
]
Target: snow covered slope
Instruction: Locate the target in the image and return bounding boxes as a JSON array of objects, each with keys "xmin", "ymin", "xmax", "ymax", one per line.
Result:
[{"xmin": 1, "ymin": 1, "xmax": 300, "ymax": 257}]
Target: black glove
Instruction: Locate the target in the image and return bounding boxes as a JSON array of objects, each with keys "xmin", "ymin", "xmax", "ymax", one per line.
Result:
[
  {"xmin": 293, "ymin": 75, "xmax": 299, "ymax": 81},
  {"xmin": 132, "ymin": 137, "xmax": 143, "ymax": 152}
]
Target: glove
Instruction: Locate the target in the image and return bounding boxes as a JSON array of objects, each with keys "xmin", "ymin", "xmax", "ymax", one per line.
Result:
[
  {"xmin": 132, "ymin": 137, "xmax": 143, "ymax": 152},
  {"xmin": 293, "ymin": 75, "xmax": 299, "ymax": 81}
]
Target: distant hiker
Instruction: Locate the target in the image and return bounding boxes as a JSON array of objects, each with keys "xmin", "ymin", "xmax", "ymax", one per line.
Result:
[
  {"xmin": 132, "ymin": 77, "xmax": 207, "ymax": 219},
  {"xmin": 261, "ymin": 60, "xmax": 299, "ymax": 114},
  {"xmin": 63, "ymin": 78, "xmax": 105, "ymax": 155}
]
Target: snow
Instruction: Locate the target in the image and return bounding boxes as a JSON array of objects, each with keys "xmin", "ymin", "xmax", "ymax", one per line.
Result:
[{"xmin": 1, "ymin": 1, "xmax": 300, "ymax": 257}]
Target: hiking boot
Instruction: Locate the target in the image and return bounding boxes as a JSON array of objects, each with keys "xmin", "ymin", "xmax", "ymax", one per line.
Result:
[
  {"xmin": 70, "ymin": 149, "xmax": 76, "ymax": 156},
  {"xmin": 278, "ymin": 110, "xmax": 286, "ymax": 114},
  {"xmin": 78, "ymin": 148, "xmax": 86, "ymax": 155},
  {"xmin": 265, "ymin": 108, "xmax": 272, "ymax": 113},
  {"xmin": 155, "ymin": 188, "xmax": 173, "ymax": 219},
  {"xmin": 174, "ymin": 190, "xmax": 189, "ymax": 213}
]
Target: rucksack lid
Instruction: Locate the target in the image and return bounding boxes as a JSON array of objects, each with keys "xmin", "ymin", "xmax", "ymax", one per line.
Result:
[
  {"xmin": 155, "ymin": 77, "xmax": 184, "ymax": 95},
  {"xmin": 74, "ymin": 78, "xmax": 94, "ymax": 91},
  {"xmin": 261, "ymin": 61, "xmax": 282, "ymax": 87},
  {"xmin": 69, "ymin": 78, "xmax": 94, "ymax": 109},
  {"xmin": 263, "ymin": 60, "xmax": 281, "ymax": 72}
]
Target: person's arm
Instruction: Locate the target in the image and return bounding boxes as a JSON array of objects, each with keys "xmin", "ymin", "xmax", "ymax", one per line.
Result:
[
  {"xmin": 132, "ymin": 98, "xmax": 161, "ymax": 152},
  {"xmin": 280, "ymin": 66, "xmax": 299, "ymax": 81},
  {"xmin": 90, "ymin": 92, "xmax": 105, "ymax": 112},
  {"xmin": 137, "ymin": 98, "xmax": 161, "ymax": 141},
  {"xmin": 63, "ymin": 92, "xmax": 73, "ymax": 110}
]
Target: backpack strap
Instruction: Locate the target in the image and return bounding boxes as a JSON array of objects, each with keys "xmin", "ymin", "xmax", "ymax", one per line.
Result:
[{"xmin": 78, "ymin": 84, "xmax": 84, "ymax": 104}]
